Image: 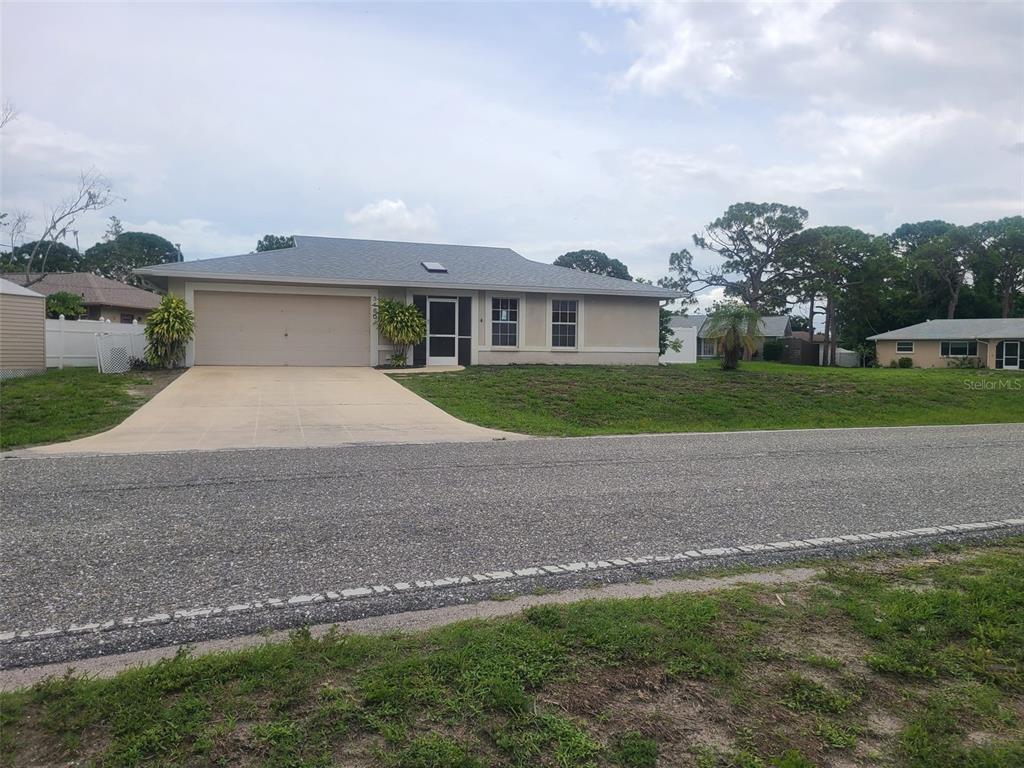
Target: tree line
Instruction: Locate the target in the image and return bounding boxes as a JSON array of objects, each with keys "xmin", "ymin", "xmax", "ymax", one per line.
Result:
[
  {"xmin": 1, "ymin": 216, "xmax": 184, "ymax": 287},
  {"xmin": 554, "ymin": 204, "xmax": 1024, "ymax": 363}
]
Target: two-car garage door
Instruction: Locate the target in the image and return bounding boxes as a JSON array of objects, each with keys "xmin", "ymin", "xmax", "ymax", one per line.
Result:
[{"xmin": 194, "ymin": 291, "xmax": 371, "ymax": 366}]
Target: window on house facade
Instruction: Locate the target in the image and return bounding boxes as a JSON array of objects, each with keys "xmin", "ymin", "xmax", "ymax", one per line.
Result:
[
  {"xmin": 940, "ymin": 340, "xmax": 977, "ymax": 357},
  {"xmin": 700, "ymin": 338, "xmax": 718, "ymax": 357},
  {"xmin": 120, "ymin": 313, "xmax": 135, "ymax": 324},
  {"xmin": 551, "ymin": 299, "xmax": 578, "ymax": 348},
  {"xmin": 491, "ymin": 297, "xmax": 518, "ymax": 347},
  {"xmin": 896, "ymin": 341, "xmax": 915, "ymax": 353}
]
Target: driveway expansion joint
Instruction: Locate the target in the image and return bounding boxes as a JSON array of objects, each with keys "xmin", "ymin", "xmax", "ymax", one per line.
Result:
[{"xmin": 2, "ymin": 517, "xmax": 1021, "ymax": 650}]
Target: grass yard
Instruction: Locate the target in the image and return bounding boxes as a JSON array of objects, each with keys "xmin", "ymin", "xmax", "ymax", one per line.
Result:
[
  {"xmin": 2, "ymin": 540, "xmax": 1022, "ymax": 767},
  {"xmin": 396, "ymin": 362, "xmax": 1024, "ymax": 436},
  {"xmin": 0, "ymin": 368, "xmax": 181, "ymax": 450}
]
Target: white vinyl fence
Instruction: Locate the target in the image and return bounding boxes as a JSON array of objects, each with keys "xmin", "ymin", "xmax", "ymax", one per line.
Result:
[
  {"xmin": 46, "ymin": 316, "xmax": 147, "ymax": 372},
  {"xmin": 659, "ymin": 325, "xmax": 698, "ymax": 364}
]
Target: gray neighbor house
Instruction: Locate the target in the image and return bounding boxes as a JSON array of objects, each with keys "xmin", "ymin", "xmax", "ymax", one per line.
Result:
[
  {"xmin": 669, "ymin": 315, "xmax": 792, "ymax": 359},
  {"xmin": 136, "ymin": 235, "xmax": 685, "ymax": 368}
]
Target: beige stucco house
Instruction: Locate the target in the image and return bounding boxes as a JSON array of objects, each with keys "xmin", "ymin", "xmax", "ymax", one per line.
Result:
[
  {"xmin": 135, "ymin": 236, "xmax": 683, "ymax": 368},
  {"xmin": 0, "ymin": 277, "xmax": 46, "ymax": 379},
  {"xmin": 869, "ymin": 319, "xmax": 1024, "ymax": 370}
]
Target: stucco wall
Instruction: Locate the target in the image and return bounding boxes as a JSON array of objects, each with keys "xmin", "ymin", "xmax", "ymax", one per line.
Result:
[
  {"xmin": 478, "ymin": 292, "xmax": 658, "ymax": 364},
  {"xmin": 584, "ymin": 295, "xmax": 659, "ymax": 349},
  {"xmin": 478, "ymin": 350, "xmax": 658, "ymax": 365},
  {"xmin": 169, "ymin": 279, "xmax": 662, "ymax": 367},
  {"xmin": 92, "ymin": 305, "xmax": 150, "ymax": 324},
  {"xmin": 875, "ymin": 339, "xmax": 991, "ymax": 368},
  {"xmin": 0, "ymin": 293, "xmax": 46, "ymax": 377}
]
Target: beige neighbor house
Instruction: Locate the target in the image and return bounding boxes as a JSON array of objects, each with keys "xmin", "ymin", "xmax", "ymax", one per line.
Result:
[
  {"xmin": 869, "ymin": 319, "xmax": 1024, "ymax": 370},
  {"xmin": 7, "ymin": 272, "xmax": 161, "ymax": 323},
  {"xmin": 0, "ymin": 277, "xmax": 46, "ymax": 379},
  {"xmin": 135, "ymin": 236, "xmax": 684, "ymax": 367}
]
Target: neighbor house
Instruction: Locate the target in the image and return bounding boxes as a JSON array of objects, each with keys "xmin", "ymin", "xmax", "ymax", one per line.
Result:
[
  {"xmin": 134, "ymin": 236, "xmax": 684, "ymax": 367},
  {"xmin": 0, "ymin": 277, "xmax": 46, "ymax": 379},
  {"xmin": 7, "ymin": 273, "xmax": 161, "ymax": 323},
  {"xmin": 669, "ymin": 314, "xmax": 792, "ymax": 359},
  {"xmin": 868, "ymin": 319, "xmax": 1024, "ymax": 370}
]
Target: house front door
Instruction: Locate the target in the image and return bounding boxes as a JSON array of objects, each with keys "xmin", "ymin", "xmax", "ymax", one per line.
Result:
[
  {"xmin": 1003, "ymin": 340, "xmax": 1020, "ymax": 370},
  {"xmin": 426, "ymin": 298, "xmax": 458, "ymax": 366}
]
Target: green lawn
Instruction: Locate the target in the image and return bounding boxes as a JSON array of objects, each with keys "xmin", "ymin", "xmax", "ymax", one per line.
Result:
[
  {"xmin": 0, "ymin": 368, "xmax": 178, "ymax": 450},
  {"xmin": 396, "ymin": 362, "xmax": 1024, "ymax": 436},
  {"xmin": 3, "ymin": 541, "xmax": 1022, "ymax": 767}
]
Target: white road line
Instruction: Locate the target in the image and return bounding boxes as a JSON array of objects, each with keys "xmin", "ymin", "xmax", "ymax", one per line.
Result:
[{"xmin": 2, "ymin": 517, "xmax": 1021, "ymax": 645}]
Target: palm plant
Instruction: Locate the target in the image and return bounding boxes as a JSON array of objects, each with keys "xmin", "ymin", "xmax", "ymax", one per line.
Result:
[
  {"xmin": 703, "ymin": 302, "xmax": 761, "ymax": 370},
  {"xmin": 373, "ymin": 299, "xmax": 427, "ymax": 367},
  {"xmin": 144, "ymin": 295, "xmax": 195, "ymax": 368}
]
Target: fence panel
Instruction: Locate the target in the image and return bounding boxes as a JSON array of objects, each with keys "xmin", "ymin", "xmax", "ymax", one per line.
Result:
[{"xmin": 45, "ymin": 317, "xmax": 146, "ymax": 369}]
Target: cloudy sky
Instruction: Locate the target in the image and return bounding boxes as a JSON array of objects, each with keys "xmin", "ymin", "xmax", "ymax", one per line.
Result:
[{"xmin": 2, "ymin": 1, "xmax": 1022, "ymax": 303}]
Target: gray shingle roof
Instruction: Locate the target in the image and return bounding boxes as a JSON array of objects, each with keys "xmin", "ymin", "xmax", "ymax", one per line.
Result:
[
  {"xmin": 134, "ymin": 236, "xmax": 684, "ymax": 299},
  {"xmin": 669, "ymin": 314, "xmax": 790, "ymax": 338},
  {"xmin": 668, "ymin": 315, "xmax": 706, "ymax": 332},
  {"xmin": 868, "ymin": 319, "xmax": 1024, "ymax": 340}
]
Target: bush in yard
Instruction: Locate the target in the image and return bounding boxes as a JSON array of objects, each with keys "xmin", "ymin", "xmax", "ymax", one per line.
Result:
[
  {"xmin": 373, "ymin": 298, "xmax": 427, "ymax": 367},
  {"xmin": 45, "ymin": 291, "xmax": 87, "ymax": 319},
  {"xmin": 144, "ymin": 295, "xmax": 194, "ymax": 368},
  {"xmin": 703, "ymin": 302, "xmax": 761, "ymax": 370},
  {"xmin": 898, "ymin": 357, "xmax": 914, "ymax": 368},
  {"xmin": 763, "ymin": 339, "xmax": 785, "ymax": 361}
]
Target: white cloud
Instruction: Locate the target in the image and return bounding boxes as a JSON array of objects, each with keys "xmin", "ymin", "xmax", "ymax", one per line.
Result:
[
  {"xmin": 579, "ymin": 31, "xmax": 605, "ymax": 55},
  {"xmin": 121, "ymin": 219, "xmax": 258, "ymax": 261},
  {"xmin": 609, "ymin": 1, "xmax": 1022, "ymax": 113},
  {"xmin": 1, "ymin": 1, "xmax": 1020, "ymax": 283},
  {"xmin": 344, "ymin": 199, "xmax": 439, "ymax": 240},
  {"xmin": 694, "ymin": 287, "xmax": 726, "ymax": 314},
  {"xmin": 867, "ymin": 28, "xmax": 940, "ymax": 62}
]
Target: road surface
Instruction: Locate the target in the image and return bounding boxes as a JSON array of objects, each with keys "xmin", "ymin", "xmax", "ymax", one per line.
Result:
[{"xmin": 2, "ymin": 423, "xmax": 1022, "ymax": 666}]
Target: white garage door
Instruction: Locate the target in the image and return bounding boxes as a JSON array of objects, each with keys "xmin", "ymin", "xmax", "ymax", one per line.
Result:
[{"xmin": 194, "ymin": 291, "xmax": 371, "ymax": 366}]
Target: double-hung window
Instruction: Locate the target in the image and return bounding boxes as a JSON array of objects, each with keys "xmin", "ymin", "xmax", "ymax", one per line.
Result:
[
  {"xmin": 940, "ymin": 340, "xmax": 977, "ymax": 357},
  {"xmin": 551, "ymin": 299, "xmax": 578, "ymax": 348},
  {"xmin": 896, "ymin": 341, "xmax": 915, "ymax": 354},
  {"xmin": 491, "ymin": 297, "xmax": 518, "ymax": 347}
]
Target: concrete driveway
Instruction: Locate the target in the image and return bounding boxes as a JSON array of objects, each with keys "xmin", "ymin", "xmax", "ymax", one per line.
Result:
[{"xmin": 31, "ymin": 367, "xmax": 518, "ymax": 454}]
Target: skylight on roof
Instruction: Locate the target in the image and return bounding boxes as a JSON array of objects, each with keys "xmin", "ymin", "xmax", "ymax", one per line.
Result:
[{"xmin": 421, "ymin": 261, "xmax": 447, "ymax": 273}]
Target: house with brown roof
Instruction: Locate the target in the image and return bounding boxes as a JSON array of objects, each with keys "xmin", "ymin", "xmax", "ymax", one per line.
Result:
[{"xmin": 6, "ymin": 273, "xmax": 161, "ymax": 323}]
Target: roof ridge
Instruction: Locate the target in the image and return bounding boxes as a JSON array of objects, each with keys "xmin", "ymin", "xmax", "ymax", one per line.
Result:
[{"xmin": 294, "ymin": 234, "xmax": 518, "ymax": 253}]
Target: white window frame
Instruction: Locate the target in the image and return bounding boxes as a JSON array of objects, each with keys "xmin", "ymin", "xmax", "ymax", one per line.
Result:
[
  {"xmin": 896, "ymin": 341, "xmax": 915, "ymax": 354},
  {"xmin": 940, "ymin": 340, "xmax": 977, "ymax": 358},
  {"xmin": 490, "ymin": 296, "xmax": 520, "ymax": 349},
  {"xmin": 549, "ymin": 296, "xmax": 580, "ymax": 351}
]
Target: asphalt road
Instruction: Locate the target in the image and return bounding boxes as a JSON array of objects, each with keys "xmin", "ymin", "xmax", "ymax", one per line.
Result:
[{"xmin": 2, "ymin": 423, "xmax": 1023, "ymax": 665}]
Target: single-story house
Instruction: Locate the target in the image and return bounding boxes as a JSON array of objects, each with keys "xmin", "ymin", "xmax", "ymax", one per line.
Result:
[
  {"xmin": 0, "ymin": 277, "xmax": 46, "ymax": 379},
  {"xmin": 868, "ymin": 319, "xmax": 1024, "ymax": 370},
  {"xmin": 668, "ymin": 314, "xmax": 792, "ymax": 359},
  {"xmin": 6, "ymin": 272, "xmax": 161, "ymax": 323},
  {"xmin": 134, "ymin": 236, "xmax": 684, "ymax": 367}
]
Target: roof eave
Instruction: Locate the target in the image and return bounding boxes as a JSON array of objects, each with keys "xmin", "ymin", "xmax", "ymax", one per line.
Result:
[{"xmin": 132, "ymin": 268, "xmax": 685, "ymax": 299}]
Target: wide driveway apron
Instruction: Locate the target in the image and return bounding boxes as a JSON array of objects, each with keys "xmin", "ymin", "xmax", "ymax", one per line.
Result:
[{"xmin": 30, "ymin": 367, "xmax": 517, "ymax": 454}]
